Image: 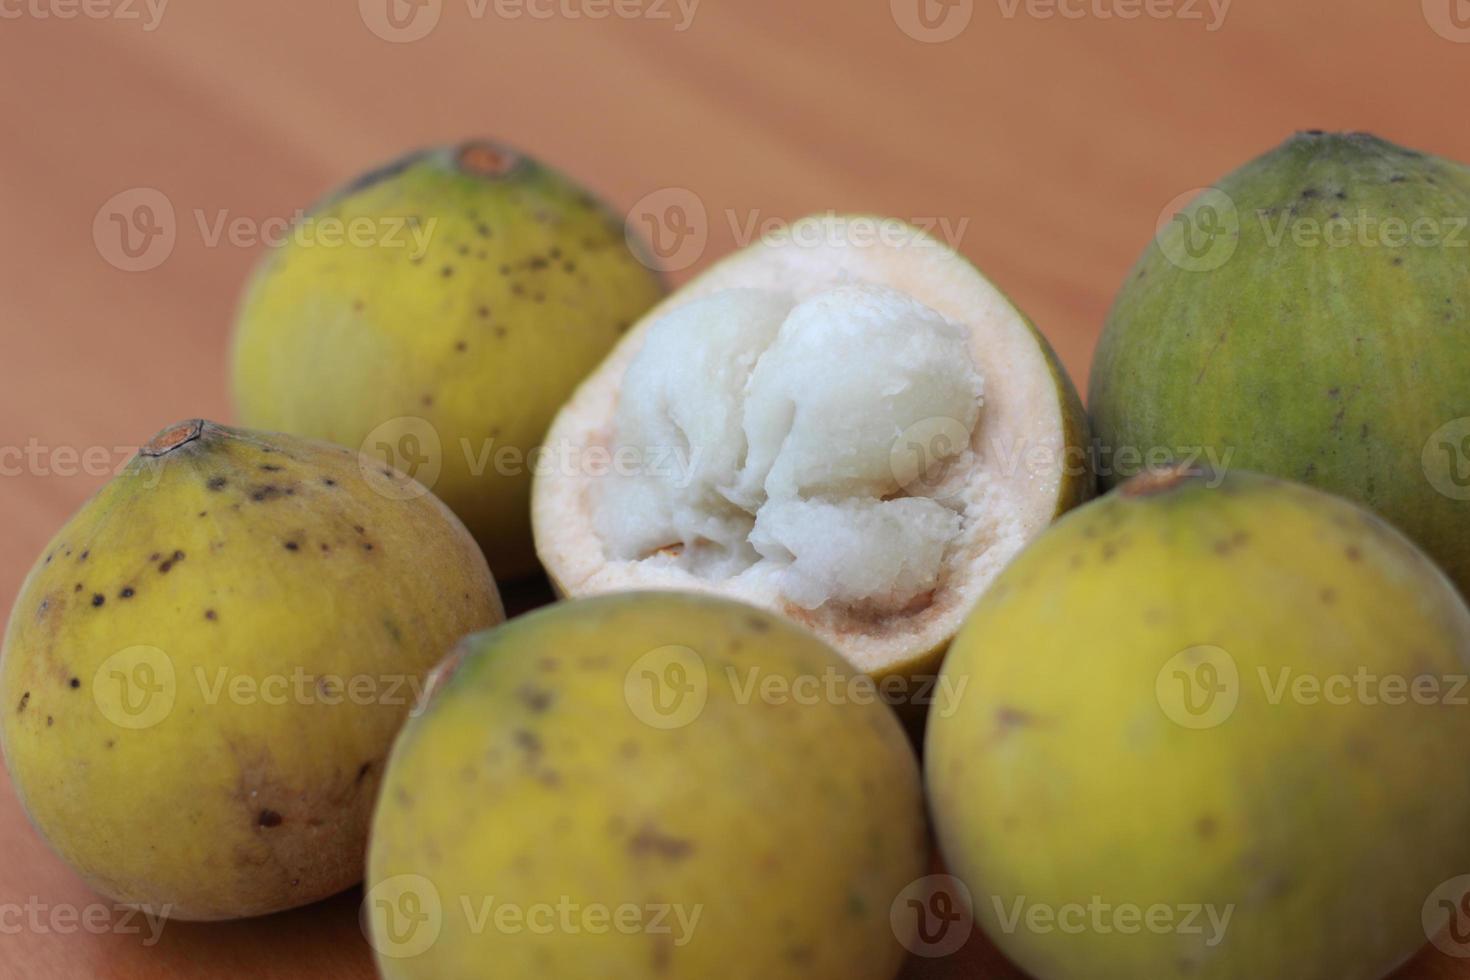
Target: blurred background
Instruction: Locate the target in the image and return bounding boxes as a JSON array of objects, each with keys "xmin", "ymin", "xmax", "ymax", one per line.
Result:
[{"xmin": 3, "ymin": 0, "xmax": 1470, "ymax": 976}]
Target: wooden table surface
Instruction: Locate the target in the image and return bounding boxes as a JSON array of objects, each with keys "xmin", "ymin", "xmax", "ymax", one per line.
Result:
[{"xmin": 3, "ymin": 1, "xmax": 1470, "ymax": 976}]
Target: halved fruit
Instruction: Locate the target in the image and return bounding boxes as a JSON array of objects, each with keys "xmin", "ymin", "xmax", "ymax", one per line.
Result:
[{"xmin": 532, "ymin": 214, "xmax": 1090, "ymax": 680}]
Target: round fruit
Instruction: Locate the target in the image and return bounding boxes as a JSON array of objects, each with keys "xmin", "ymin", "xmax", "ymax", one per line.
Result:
[
  {"xmin": 365, "ymin": 591, "xmax": 927, "ymax": 980},
  {"xmin": 232, "ymin": 139, "xmax": 667, "ymax": 581},
  {"xmin": 533, "ymin": 214, "xmax": 1090, "ymax": 682},
  {"xmin": 1091, "ymin": 130, "xmax": 1470, "ymax": 594},
  {"xmin": 0, "ymin": 420, "xmax": 503, "ymax": 920},
  {"xmin": 927, "ymin": 465, "xmax": 1470, "ymax": 980}
]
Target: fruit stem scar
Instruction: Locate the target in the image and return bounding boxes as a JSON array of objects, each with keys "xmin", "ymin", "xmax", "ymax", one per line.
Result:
[
  {"xmin": 1121, "ymin": 463, "xmax": 1208, "ymax": 498},
  {"xmin": 457, "ymin": 142, "xmax": 518, "ymax": 178},
  {"xmin": 142, "ymin": 420, "xmax": 205, "ymax": 457}
]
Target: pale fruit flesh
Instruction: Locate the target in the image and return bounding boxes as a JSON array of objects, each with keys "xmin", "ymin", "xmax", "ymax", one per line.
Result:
[{"xmin": 534, "ymin": 215, "xmax": 1092, "ymax": 677}]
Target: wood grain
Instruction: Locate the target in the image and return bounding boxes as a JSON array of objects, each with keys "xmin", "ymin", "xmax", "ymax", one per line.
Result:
[{"xmin": 3, "ymin": 0, "xmax": 1470, "ymax": 975}]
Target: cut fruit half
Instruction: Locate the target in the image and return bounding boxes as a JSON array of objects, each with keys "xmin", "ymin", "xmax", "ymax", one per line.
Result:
[{"xmin": 532, "ymin": 214, "xmax": 1091, "ymax": 679}]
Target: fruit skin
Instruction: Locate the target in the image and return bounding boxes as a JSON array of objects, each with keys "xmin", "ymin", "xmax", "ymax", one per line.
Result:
[
  {"xmin": 232, "ymin": 140, "xmax": 667, "ymax": 581},
  {"xmin": 926, "ymin": 466, "xmax": 1470, "ymax": 980},
  {"xmin": 1091, "ymin": 131, "xmax": 1470, "ymax": 593},
  {"xmin": 0, "ymin": 420, "xmax": 503, "ymax": 920},
  {"xmin": 366, "ymin": 591, "xmax": 927, "ymax": 980}
]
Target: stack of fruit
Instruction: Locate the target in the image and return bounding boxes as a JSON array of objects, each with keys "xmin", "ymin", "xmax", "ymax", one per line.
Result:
[{"xmin": 3, "ymin": 132, "xmax": 1469, "ymax": 980}]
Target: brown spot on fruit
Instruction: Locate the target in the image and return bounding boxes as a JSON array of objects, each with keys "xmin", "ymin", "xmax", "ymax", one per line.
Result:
[
  {"xmin": 257, "ymin": 810, "xmax": 283, "ymax": 828},
  {"xmin": 91, "ymin": 594, "xmax": 105, "ymax": 607},
  {"xmin": 68, "ymin": 678, "xmax": 80, "ymax": 690},
  {"xmin": 17, "ymin": 692, "xmax": 29, "ymax": 713},
  {"xmin": 628, "ymin": 825, "xmax": 694, "ymax": 861},
  {"xmin": 518, "ymin": 686, "xmax": 554, "ymax": 713},
  {"xmin": 1196, "ymin": 816, "xmax": 1218, "ymax": 839},
  {"xmin": 205, "ymin": 609, "xmax": 218, "ymax": 621}
]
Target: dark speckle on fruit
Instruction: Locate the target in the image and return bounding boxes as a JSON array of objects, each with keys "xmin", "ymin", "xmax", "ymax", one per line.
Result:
[
  {"xmin": 518, "ymin": 685, "xmax": 554, "ymax": 713},
  {"xmin": 746, "ymin": 616, "xmax": 770, "ymax": 633},
  {"xmin": 68, "ymin": 678, "xmax": 80, "ymax": 690},
  {"xmin": 205, "ymin": 609, "xmax": 218, "ymax": 621},
  {"xmin": 1346, "ymin": 546, "xmax": 1362, "ymax": 562},
  {"xmin": 119, "ymin": 587, "xmax": 135, "ymax": 599},
  {"xmin": 284, "ymin": 541, "xmax": 300, "ymax": 552},
  {"xmin": 17, "ymin": 692, "xmax": 29, "ymax": 713},
  {"xmin": 91, "ymin": 594, "xmax": 105, "ymax": 607},
  {"xmin": 207, "ymin": 477, "xmax": 228, "ymax": 491},
  {"xmin": 257, "ymin": 809, "xmax": 283, "ymax": 829},
  {"xmin": 628, "ymin": 824, "xmax": 694, "ymax": 862}
]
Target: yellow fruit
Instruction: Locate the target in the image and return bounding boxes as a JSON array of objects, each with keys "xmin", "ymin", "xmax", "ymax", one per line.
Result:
[
  {"xmin": 0, "ymin": 420, "xmax": 503, "ymax": 920},
  {"xmin": 926, "ymin": 465, "xmax": 1470, "ymax": 980},
  {"xmin": 366, "ymin": 592, "xmax": 927, "ymax": 979},
  {"xmin": 533, "ymin": 214, "xmax": 1090, "ymax": 684},
  {"xmin": 232, "ymin": 140, "xmax": 667, "ymax": 580}
]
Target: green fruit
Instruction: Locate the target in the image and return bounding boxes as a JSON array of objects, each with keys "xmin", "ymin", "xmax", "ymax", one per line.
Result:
[
  {"xmin": 1091, "ymin": 130, "xmax": 1470, "ymax": 594},
  {"xmin": 927, "ymin": 466, "xmax": 1470, "ymax": 980},
  {"xmin": 366, "ymin": 592, "xmax": 927, "ymax": 979},
  {"xmin": 0, "ymin": 420, "xmax": 503, "ymax": 920},
  {"xmin": 232, "ymin": 140, "xmax": 667, "ymax": 581}
]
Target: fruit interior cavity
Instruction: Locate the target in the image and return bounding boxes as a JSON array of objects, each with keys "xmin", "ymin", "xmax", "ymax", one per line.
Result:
[{"xmin": 596, "ymin": 283, "xmax": 983, "ymax": 613}]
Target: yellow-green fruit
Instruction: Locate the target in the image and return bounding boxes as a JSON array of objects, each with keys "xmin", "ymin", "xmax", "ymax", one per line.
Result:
[
  {"xmin": 232, "ymin": 140, "xmax": 667, "ymax": 580},
  {"xmin": 366, "ymin": 592, "xmax": 927, "ymax": 980},
  {"xmin": 0, "ymin": 420, "xmax": 503, "ymax": 920},
  {"xmin": 926, "ymin": 466, "xmax": 1470, "ymax": 980}
]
